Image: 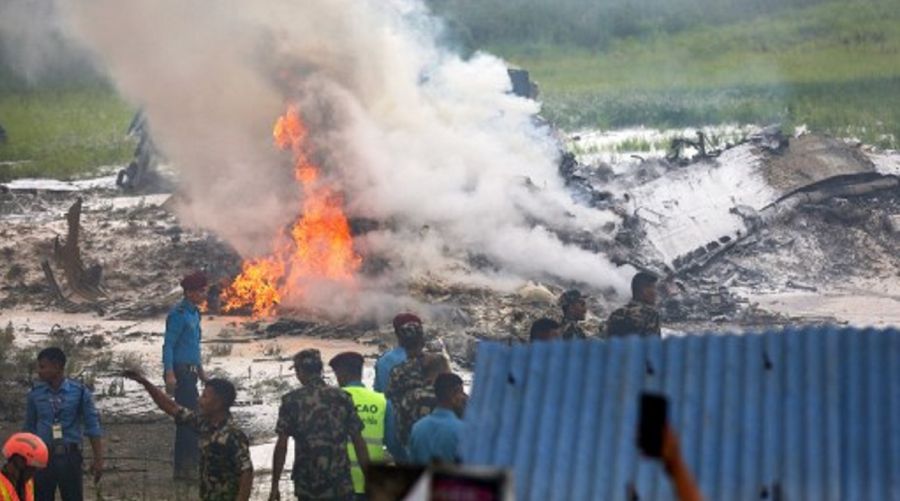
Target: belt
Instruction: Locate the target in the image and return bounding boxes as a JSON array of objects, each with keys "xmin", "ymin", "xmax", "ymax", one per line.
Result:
[
  {"xmin": 51, "ymin": 442, "xmax": 81, "ymax": 456},
  {"xmin": 174, "ymin": 364, "xmax": 200, "ymax": 373}
]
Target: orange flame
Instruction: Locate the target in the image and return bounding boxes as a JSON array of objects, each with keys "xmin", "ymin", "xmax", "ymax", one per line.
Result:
[{"xmin": 222, "ymin": 105, "xmax": 361, "ymax": 317}]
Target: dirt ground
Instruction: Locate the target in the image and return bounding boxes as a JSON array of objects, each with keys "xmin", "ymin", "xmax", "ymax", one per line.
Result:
[
  {"xmin": 0, "ymin": 420, "xmax": 179, "ymax": 500},
  {"xmin": 0, "ymin": 417, "xmax": 305, "ymax": 500}
]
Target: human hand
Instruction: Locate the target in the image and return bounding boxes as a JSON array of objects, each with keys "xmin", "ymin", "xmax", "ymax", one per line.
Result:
[
  {"xmin": 91, "ymin": 457, "xmax": 103, "ymax": 483},
  {"xmin": 659, "ymin": 425, "xmax": 704, "ymax": 501},
  {"xmin": 164, "ymin": 371, "xmax": 177, "ymax": 394},
  {"xmin": 661, "ymin": 425, "xmax": 682, "ymax": 472}
]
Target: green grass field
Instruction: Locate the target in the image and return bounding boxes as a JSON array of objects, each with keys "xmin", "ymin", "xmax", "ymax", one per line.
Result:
[
  {"xmin": 494, "ymin": 0, "xmax": 900, "ymax": 147},
  {"xmin": 0, "ymin": 85, "xmax": 134, "ymax": 182}
]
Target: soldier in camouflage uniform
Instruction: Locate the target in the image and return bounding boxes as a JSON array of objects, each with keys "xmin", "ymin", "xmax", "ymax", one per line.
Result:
[
  {"xmin": 123, "ymin": 371, "xmax": 253, "ymax": 501},
  {"xmin": 269, "ymin": 349, "xmax": 369, "ymax": 501},
  {"xmin": 384, "ymin": 321, "xmax": 427, "ymax": 446},
  {"xmin": 559, "ymin": 289, "xmax": 589, "ymax": 340},
  {"xmin": 606, "ymin": 271, "xmax": 662, "ymax": 337},
  {"xmin": 392, "ymin": 354, "xmax": 451, "ymax": 449}
]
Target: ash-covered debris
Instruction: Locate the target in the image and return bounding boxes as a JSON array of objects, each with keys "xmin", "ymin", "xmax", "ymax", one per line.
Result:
[
  {"xmin": 653, "ymin": 174, "xmax": 898, "ymax": 328},
  {"xmin": 560, "ymin": 128, "xmax": 899, "ymax": 332},
  {"xmin": 558, "ymin": 152, "xmax": 615, "ymax": 208},
  {"xmin": 608, "ymin": 132, "xmax": 897, "ymax": 272},
  {"xmin": 3, "ymin": 128, "xmax": 899, "ymax": 367},
  {"xmin": 0, "ymin": 184, "xmax": 243, "ymax": 318},
  {"xmin": 707, "ymin": 189, "xmax": 900, "ymax": 291},
  {"xmin": 748, "ymin": 125, "xmax": 789, "ymax": 153},
  {"xmin": 116, "ymin": 110, "xmax": 173, "ymax": 194}
]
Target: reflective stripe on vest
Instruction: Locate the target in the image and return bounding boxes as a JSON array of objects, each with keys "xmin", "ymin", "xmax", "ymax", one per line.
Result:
[
  {"xmin": 0, "ymin": 473, "xmax": 34, "ymax": 501},
  {"xmin": 343, "ymin": 385, "xmax": 386, "ymax": 495}
]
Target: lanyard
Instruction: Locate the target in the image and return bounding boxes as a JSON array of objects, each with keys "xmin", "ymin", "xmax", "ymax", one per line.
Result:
[{"xmin": 49, "ymin": 389, "xmax": 65, "ymax": 423}]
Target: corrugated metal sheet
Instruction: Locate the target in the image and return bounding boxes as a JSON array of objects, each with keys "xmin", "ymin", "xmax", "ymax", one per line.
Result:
[{"xmin": 459, "ymin": 327, "xmax": 900, "ymax": 501}]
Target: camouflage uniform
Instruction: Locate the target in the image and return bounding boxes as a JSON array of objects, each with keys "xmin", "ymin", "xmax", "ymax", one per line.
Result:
[
  {"xmin": 605, "ymin": 300, "xmax": 661, "ymax": 337},
  {"xmin": 173, "ymin": 408, "xmax": 252, "ymax": 501},
  {"xmin": 396, "ymin": 386, "xmax": 438, "ymax": 448},
  {"xmin": 559, "ymin": 289, "xmax": 589, "ymax": 340},
  {"xmin": 385, "ymin": 358, "xmax": 428, "ymax": 447},
  {"xmin": 561, "ymin": 320, "xmax": 587, "ymax": 340},
  {"xmin": 276, "ymin": 377, "xmax": 364, "ymax": 500}
]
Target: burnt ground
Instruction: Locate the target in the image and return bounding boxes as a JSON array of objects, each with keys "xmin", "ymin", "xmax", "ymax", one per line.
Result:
[
  {"xmin": 0, "ymin": 180, "xmax": 594, "ymax": 367},
  {"xmin": 0, "ymin": 186, "xmax": 242, "ymax": 319},
  {"xmin": 1, "ymin": 173, "xmax": 898, "ymax": 357}
]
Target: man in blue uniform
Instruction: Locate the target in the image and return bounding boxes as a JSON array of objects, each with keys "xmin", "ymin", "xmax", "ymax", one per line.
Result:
[
  {"xmin": 163, "ymin": 271, "xmax": 208, "ymax": 481},
  {"xmin": 25, "ymin": 347, "xmax": 103, "ymax": 501},
  {"xmin": 407, "ymin": 373, "xmax": 467, "ymax": 465}
]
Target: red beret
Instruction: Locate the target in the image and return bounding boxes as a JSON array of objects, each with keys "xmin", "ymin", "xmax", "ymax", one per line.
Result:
[
  {"xmin": 392, "ymin": 313, "xmax": 421, "ymax": 331},
  {"xmin": 180, "ymin": 271, "xmax": 208, "ymax": 291}
]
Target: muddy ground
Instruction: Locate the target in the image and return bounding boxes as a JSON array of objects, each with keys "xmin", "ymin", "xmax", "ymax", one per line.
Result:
[{"xmin": 0, "ymin": 420, "xmax": 177, "ymax": 500}]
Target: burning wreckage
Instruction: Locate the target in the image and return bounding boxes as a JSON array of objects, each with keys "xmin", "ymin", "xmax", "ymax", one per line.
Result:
[{"xmin": 2, "ymin": 122, "xmax": 898, "ymax": 365}]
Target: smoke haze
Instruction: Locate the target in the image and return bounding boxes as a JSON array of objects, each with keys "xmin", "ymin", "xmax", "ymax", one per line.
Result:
[
  {"xmin": 0, "ymin": 0, "xmax": 97, "ymax": 84},
  {"xmin": 30, "ymin": 0, "xmax": 633, "ymax": 314}
]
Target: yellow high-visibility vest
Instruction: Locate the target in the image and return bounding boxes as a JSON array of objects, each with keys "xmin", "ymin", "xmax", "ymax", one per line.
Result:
[
  {"xmin": 343, "ymin": 385, "xmax": 387, "ymax": 495},
  {"xmin": 0, "ymin": 472, "xmax": 34, "ymax": 501}
]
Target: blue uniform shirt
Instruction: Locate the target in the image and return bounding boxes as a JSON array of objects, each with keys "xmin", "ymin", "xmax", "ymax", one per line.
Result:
[
  {"xmin": 163, "ymin": 298, "xmax": 202, "ymax": 372},
  {"xmin": 373, "ymin": 347, "xmax": 406, "ymax": 393},
  {"xmin": 25, "ymin": 379, "xmax": 102, "ymax": 446},
  {"xmin": 408, "ymin": 408, "xmax": 464, "ymax": 465}
]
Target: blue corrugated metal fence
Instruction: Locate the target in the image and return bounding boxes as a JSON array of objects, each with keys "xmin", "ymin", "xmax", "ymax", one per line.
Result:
[{"xmin": 459, "ymin": 326, "xmax": 900, "ymax": 500}]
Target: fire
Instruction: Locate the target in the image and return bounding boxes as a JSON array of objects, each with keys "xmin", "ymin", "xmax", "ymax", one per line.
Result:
[{"xmin": 222, "ymin": 105, "xmax": 361, "ymax": 317}]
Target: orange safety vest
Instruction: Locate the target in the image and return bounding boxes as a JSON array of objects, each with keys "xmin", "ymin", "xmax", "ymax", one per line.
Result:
[{"xmin": 0, "ymin": 472, "xmax": 34, "ymax": 501}]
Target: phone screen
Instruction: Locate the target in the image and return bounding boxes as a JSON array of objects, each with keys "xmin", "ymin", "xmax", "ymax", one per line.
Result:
[{"xmin": 637, "ymin": 392, "xmax": 668, "ymax": 457}]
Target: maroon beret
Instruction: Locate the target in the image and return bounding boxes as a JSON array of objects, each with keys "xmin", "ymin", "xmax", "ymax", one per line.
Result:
[
  {"xmin": 180, "ymin": 271, "xmax": 208, "ymax": 291},
  {"xmin": 392, "ymin": 313, "xmax": 422, "ymax": 332}
]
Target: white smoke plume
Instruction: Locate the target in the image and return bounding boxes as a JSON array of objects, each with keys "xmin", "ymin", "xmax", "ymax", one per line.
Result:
[
  {"xmin": 0, "ymin": 0, "xmax": 96, "ymax": 83},
  {"xmin": 55, "ymin": 0, "xmax": 632, "ymax": 314}
]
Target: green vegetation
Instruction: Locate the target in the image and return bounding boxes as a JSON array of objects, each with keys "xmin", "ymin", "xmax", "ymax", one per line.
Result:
[
  {"xmin": 1, "ymin": 0, "xmax": 897, "ymax": 182},
  {"xmin": 430, "ymin": 0, "xmax": 891, "ymax": 52},
  {"xmin": 0, "ymin": 82, "xmax": 134, "ymax": 182},
  {"xmin": 437, "ymin": 0, "xmax": 900, "ymax": 147}
]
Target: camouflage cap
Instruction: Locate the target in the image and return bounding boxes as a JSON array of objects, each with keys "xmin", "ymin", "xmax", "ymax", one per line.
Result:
[
  {"xmin": 292, "ymin": 348, "xmax": 323, "ymax": 373},
  {"xmin": 558, "ymin": 289, "xmax": 588, "ymax": 308}
]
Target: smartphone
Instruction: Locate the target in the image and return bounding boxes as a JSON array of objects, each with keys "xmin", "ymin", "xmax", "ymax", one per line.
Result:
[{"xmin": 637, "ymin": 392, "xmax": 668, "ymax": 457}]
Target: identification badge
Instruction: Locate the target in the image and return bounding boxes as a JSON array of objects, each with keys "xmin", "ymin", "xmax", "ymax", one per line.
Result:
[{"xmin": 52, "ymin": 423, "xmax": 63, "ymax": 440}]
